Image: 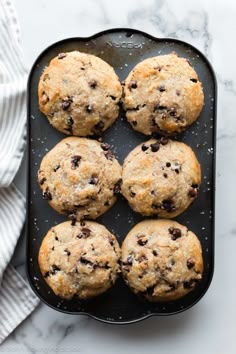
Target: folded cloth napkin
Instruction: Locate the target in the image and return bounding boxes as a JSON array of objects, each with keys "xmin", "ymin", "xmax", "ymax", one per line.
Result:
[{"xmin": 0, "ymin": 0, "xmax": 40, "ymax": 344}]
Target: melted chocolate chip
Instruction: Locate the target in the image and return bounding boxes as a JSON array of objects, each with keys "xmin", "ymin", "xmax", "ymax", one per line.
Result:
[
  {"xmin": 155, "ymin": 105, "xmax": 167, "ymax": 111},
  {"xmin": 162, "ymin": 199, "xmax": 176, "ymax": 212},
  {"xmin": 42, "ymin": 189, "xmax": 52, "ymax": 200},
  {"xmin": 141, "ymin": 144, "xmax": 149, "ymax": 151},
  {"xmin": 163, "ymin": 173, "xmax": 168, "ymax": 178},
  {"xmin": 39, "ymin": 177, "xmax": 46, "ymax": 185},
  {"xmin": 101, "ymin": 142, "xmax": 110, "ymax": 151},
  {"xmin": 64, "ymin": 249, "xmax": 71, "ymax": 256},
  {"xmin": 94, "ymin": 120, "xmax": 104, "ymax": 132},
  {"xmin": 152, "ymin": 249, "xmax": 158, "ymax": 256},
  {"xmin": 71, "ymin": 155, "xmax": 81, "ymax": 169},
  {"xmin": 58, "ymin": 53, "xmax": 67, "ymax": 59},
  {"xmin": 113, "ymin": 179, "xmax": 122, "ymax": 195},
  {"xmin": 190, "ymin": 78, "xmax": 198, "ymax": 83},
  {"xmin": 62, "ymin": 99, "xmax": 72, "ymax": 110},
  {"xmin": 187, "ymin": 258, "xmax": 195, "ymax": 269},
  {"xmin": 169, "ymin": 227, "xmax": 182, "ymax": 240},
  {"xmin": 150, "ymin": 142, "xmax": 160, "ymax": 152},
  {"xmin": 166, "ymin": 162, "xmax": 171, "ymax": 167},
  {"xmin": 128, "ymin": 80, "xmax": 137, "ymax": 89}
]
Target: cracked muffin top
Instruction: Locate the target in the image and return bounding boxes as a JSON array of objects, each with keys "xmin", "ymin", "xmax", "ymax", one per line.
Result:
[
  {"xmin": 121, "ymin": 219, "xmax": 203, "ymax": 302},
  {"xmin": 38, "ymin": 51, "xmax": 122, "ymax": 136},
  {"xmin": 38, "ymin": 137, "xmax": 122, "ymax": 221},
  {"xmin": 38, "ymin": 220, "xmax": 121, "ymax": 300},
  {"xmin": 121, "ymin": 138, "xmax": 201, "ymax": 218},
  {"xmin": 123, "ymin": 52, "xmax": 204, "ymax": 135}
]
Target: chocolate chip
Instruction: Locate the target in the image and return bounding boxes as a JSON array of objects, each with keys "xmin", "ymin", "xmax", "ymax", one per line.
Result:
[
  {"xmin": 71, "ymin": 155, "xmax": 81, "ymax": 170},
  {"xmin": 152, "ymin": 249, "xmax": 158, "ymax": 256},
  {"xmin": 44, "ymin": 271, "xmax": 50, "ymax": 278},
  {"xmin": 141, "ymin": 144, "xmax": 149, "ymax": 151},
  {"xmin": 62, "ymin": 99, "xmax": 72, "ymax": 110},
  {"xmin": 130, "ymin": 191, "xmax": 136, "ymax": 198},
  {"xmin": 151, "ymin": 190, "xmax": 156, "ymax": 195},
  {"xmin": 151, "ymin": 203, "xmax": 158, "ymax": 209},
  {"xmin": 128, "ymin": 80, "xmax": 137, "ymax": 89},
  {"xmin": 64, "ymin": 249, "xmax": 71, "ymax": 256},
  {"xmin": 66, "ymin": 117, "xmax": 74, "ymax": 126},
  {"xmin": 113, "ymin": 179, "xmax": 122, "ymax": 195},
  {"xmin": 89, "ymin": 175, "xmax": 98, "ymax": 185},
  {"xmin": 166, "ymin": 162, "xmax": 171, "ymax": 167},
  {"xmin": 67, "ymin": 212, "xmax": 77, "ymax": 225},
  {"xmin": 188, "ymin": 188, "xmax": 197, "ymax": 198},
  {"xmin": 101, "ymin": 142, "xmax": 110, "ymax": 151},
  {"xmin": 80, "ymin": 220, "xmax": 86, "ymax": 227},
  {"xmin": 39, "ymin": 177, "xmax": 46, "ymax": 185},
  {"xmin": 160, "ymin": 137, "xmax": 168, "ymax": 145},
  {"xmin": 104, "ymin": 150, "xmax": 114, "ymax": 161},
  {"xmin": 55, "ymin": 236, "xmax": 59, "ymax": 241},
  {"xmin": 183, "ymin": 279, "xmax": 195, "ymax": 289},
  {"xmin": 109, "ymin": 95, "xmax": 116, "ymax": 100},
  {"xmin": 187, "ymin": 258, "xmax": 195, "ymax": 269},
  {"xmin": 163, "ymin": 173, "xmax": 168, "ymax": 178},
  {"xmin": 108, "ymin": 235, "xmax": 114, "ymax": 246},
  {"xmin": 81, "ymin": 228, "xmax": 91, "ymax": 237},
  {"xmin": 190, "ymin": 78, "xmax": 198, "ymax": 83},
  {"xmin": 104, "ymin": 201, "xmax": 110, "ymax": 206},
  {"xmin": 155, "ymin": 105, "xmax": 167, "ymax": 111},
  {"xmin": 150, "ymin": 142, "xmax": 160, "ymax": 152},
  {"xmin": 192, "ymin": 184, "xmax": 199, "ymax": 189},
  {"xmin": 137, "ymin": 236, "xmax": 148, "ymax": 246},
  {"xmin": 169, "ymin": 227, "xmax": 182, "ymax": 240},
  {"xmin": 51, "ymin": 265, "xmax": 61, "ymax": 274},
  {"xmin": 138, "ymin": 256, "xmax": 147, "ymax": 263},
  {"xmin": 41, "ymin": 92, "xmax": 49, "ymax": 105},
  {"xmin": 94, "ymin": 120, "xmax": 104, "ymax": 131},
  {"xmin": 42, "ymin": 189, "xmax": 52, "ymax": 200},
  {"xmin": 86, "ymin": 104, "xmax": 93, "ymax": 113},
  {"xmin": 176, "ymin": 89, "xmax": 181, "ymax": 96},
  {"xmin": 89, "ymin": 80, "xmax": 97, "ymax": 89},
  {"xmin": 58, "ymin": 53, "xmax": 67, "ymax": 59},
  {"xmin": 162, "ymin": 199, "xmax": 176, "ymax": 213},
  {"xmin": 80, "ymin": 257, "xmax": 91, "ymax": 265},
  {"xmin": 150, "ymin": 116, "xmax": 157, "ymax": 126},
  {"xmin": 127, "ymin": 255, "xmax": 133, "ymax": 265},
  {"xmin": 175, "ymin": 169, "xmax": 180, "ymax": 174},
  {"xmin": 158, "ymin": 84, "xmax": 166, "ymax": 92},
  {"xmin": 131, "ymin": 120, "xmax": 137, "ymax": 126},
  {"xmin": 53, "ymin": 164, "xmax": 60, "ymax": 172}
]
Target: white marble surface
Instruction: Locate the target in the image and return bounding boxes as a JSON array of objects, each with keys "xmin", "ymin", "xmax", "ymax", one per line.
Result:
[{"xmin": 2, "ymin": 0, "xmax": 236, "ymax": 353}]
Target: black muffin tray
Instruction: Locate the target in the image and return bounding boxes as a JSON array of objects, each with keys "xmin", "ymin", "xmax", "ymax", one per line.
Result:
[{"xmin": 27, "ymin": 28, "xmax": 216, "ymax": 323}]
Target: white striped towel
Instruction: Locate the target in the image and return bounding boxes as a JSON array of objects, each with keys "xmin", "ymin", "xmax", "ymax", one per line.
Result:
[{"xmin": 0, "ymin": 0, "xmax": 40, "ymax": 344}]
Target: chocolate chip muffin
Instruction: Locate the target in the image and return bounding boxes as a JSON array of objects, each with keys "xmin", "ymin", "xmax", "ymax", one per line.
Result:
[
  {"xmin": 121, "ymin": 219, "xmax": 203, "ymax": 302},
  {"xmin": 123, "ymin": 52, "xmax": 204, "ymax": 135},
  {"xmin": 38, "ymin": 137, "xmax": 122, "ymax": 220},
  {"xmin": 38, "ymin": 51, "xmax": 122, "ymax": 136},
  {"xmin": 121, "ymin": 138, "xmax": 201, "ymax": 218},
  {"xmin": 38, "ymin": 221, "xmax": 121, "ymax": 300}
]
